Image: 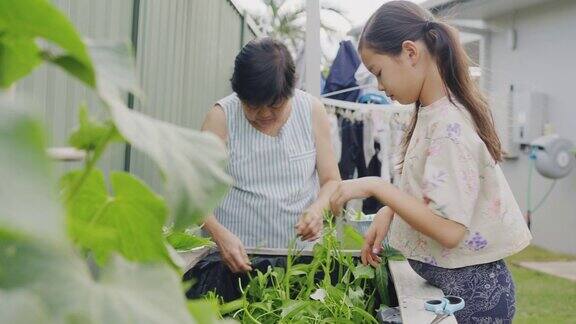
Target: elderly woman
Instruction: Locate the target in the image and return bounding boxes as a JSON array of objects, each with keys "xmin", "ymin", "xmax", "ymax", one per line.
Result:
[{"xmin": 200, "ymin": 37, "xmax": 340, "ymax": 275}]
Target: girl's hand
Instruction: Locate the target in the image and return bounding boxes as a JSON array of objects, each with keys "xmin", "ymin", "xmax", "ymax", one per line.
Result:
[
  {"xmin": 329, "ymin": 177, "xmax": 380, "ymax": 215},
  {"xmin": 296, "ymin": 206, "xmax": 324, "ymax": 241},
  {"xmin": 361, "ymin": 208, "xmax": 393, "ymax": 267}
]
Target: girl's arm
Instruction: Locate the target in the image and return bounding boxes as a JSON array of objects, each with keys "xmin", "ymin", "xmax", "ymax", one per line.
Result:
[
  {"xmin": 361, "ymin": 206, "xmax": 394, "ymax": 267},
  {"xmin": 331, "ymin": 177, "xmax": 467, "ymax": 249},
  {"xmin": 296, "ymin": 96, "xmax": 341, "ymax": 241}
]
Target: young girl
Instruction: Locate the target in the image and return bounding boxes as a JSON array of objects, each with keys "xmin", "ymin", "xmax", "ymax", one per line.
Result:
[{"xmin": 330, "ymin": 1, "xmax": 532, "ymax": 322}]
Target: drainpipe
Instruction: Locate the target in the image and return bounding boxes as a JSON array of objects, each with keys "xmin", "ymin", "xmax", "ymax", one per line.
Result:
[
  {"xmin": 124, "ymin": 0, "xmax": 141, "ymax": 172},
  {"xmin": 305, "ymin": 0, "xmax": 321, "ymax": 97},
  {"xmin": 240, "ymin": 10, "xmax": 246, "ymax": 49}
]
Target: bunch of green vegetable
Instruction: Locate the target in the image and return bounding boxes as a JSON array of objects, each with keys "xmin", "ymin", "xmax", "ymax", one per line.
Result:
[{"xmin": 203, "ymin": 212, "xmax": 404, "ymax": 324}]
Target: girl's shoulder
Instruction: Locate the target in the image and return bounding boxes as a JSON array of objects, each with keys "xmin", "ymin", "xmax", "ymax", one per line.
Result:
[
  {"xmin": 422, "ymin": 101, "xmax": 492, "ymax": 163},
  {"xmin": 425, "ymin": 104, "xmax": 477, "ymax": 140},
  {"xmin": 419, "ymin": 96, "xmax": 471, "ymax": 127}
]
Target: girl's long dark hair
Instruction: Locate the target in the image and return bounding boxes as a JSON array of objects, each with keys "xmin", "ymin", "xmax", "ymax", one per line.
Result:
[{"xmin": 359, "ymin": 0, "xmax": 502, "ymax": 163}]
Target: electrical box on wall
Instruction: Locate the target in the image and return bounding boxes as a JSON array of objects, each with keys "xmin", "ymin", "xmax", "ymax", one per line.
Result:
[{"xmin": 511, "ymin": 90, "xmax": 548, "ymax": 146}]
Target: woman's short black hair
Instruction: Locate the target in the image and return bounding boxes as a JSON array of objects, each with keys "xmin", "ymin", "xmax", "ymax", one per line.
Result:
[{"xmin": 231, "ymin": 37, "xmax": 296, "ymax": 108}]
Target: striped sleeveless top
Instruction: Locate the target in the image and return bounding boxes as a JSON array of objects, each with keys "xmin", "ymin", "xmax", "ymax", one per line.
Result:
[{"xmin": 214, "ymin": 89, "xmax": 320, "ymax": 249}]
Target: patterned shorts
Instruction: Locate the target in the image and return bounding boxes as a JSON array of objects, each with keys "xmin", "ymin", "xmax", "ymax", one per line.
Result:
[{"xmin": 408, "ymin": 259, "xmax": 516, "ymax": 323}]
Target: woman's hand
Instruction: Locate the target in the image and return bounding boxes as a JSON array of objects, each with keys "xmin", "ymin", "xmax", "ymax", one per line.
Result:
[
  {"xmin": 296, "ymin": 206, "xmax": 324, "ymax": 241},
  {"xmin": 212, "ymin": 226, "xmax": 252, "ymax": 273},
  {"xmin": 330, "ymin": 177, "xmax": 381, "ymax": 215},
  {"xmin": 361, "ymin": 207, "xmax": 393, "ymax": 267}
]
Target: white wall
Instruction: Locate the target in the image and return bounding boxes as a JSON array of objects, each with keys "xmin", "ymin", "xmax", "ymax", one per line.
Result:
[{"xmin": 485, "ymin": 0, "xmax": 576, "ymax": 254}]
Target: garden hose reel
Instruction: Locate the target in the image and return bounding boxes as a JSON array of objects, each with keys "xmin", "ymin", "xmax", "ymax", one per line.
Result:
[{"xmin": 530, "ymin": 135, "xmax": 575, "ymax": 179}]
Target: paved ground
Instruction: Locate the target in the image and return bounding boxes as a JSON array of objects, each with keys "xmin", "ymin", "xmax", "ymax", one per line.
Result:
[{"xmin": 518, "ymin": 261, "xmax": 576, "ymax": 282}]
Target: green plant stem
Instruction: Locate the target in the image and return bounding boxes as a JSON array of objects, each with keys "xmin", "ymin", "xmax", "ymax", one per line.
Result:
[
  {"xmin": 284, "ymin": 242, "xmax": 294, "ymax": 299},
  {"xmin": 219, "ymin": 298, "xmax": 247, "ymax": 315},
  {"xmin": 242, "ymin": 305, "xmax": 262, "ymax": 324},
  {"xmin": 366, "ymin": 288, "xmax": 376, "ymax": 313},
  {"xmin": 65, "ymin": 127, "xmax": 116, "ymax": 202}
]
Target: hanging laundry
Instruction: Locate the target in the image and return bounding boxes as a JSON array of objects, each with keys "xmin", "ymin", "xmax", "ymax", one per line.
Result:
[
  {"xmin": 363, "ymin": 140, "xmax": 383, "ymax": 214},
  {"xmin": 337, "ymin": 113, "xmax": 382, "ymax": 215},
  {"xmin": 362, "ymin": 112, "xmax": 375, "ymax": 168},
  {"xmin": 323, "ymin": 40, "xmax": 361, "ymax": 102},
  {"xmin": 327, "ymin": 111, "xmax": 341, "ymax": 162},
  {"xmin": 372, "ymin": 111, "xmax": 392, "ymax": 184},
  {"xmin": 361, "ymin": 110, "xmax": 394, "ymax": 183},
  {"xmin": 338, "ymin": 116, "xmax": 364, "ymax": 181},
  {"xmin": 323, "ymin": 99, "xmax": 414, "ymax": 214}
]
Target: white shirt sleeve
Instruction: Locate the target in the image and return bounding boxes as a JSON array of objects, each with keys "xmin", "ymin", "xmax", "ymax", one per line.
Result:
[{"xmin": 421, "ymin": 120, "xmax": 480, "ymax": 227}]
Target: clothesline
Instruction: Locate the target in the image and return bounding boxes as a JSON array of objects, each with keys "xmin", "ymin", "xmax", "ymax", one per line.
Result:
[
  {"xmin": 321, "ymin": 97, "xmax": 414, "ymax": 114},
  {"xmin": 321, "ymin": 84, "xmax": 373, "ymax": 98}
]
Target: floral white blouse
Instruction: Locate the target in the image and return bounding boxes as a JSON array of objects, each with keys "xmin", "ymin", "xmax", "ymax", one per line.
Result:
[{"xmin": 388, "ymin": 96, "xmax": 532, "ymax": 268}]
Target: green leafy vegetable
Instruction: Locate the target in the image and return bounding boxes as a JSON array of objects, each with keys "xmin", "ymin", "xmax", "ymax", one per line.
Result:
[
  {"xmin": 342, "ymin": 224, "xmax": 365, "ymax": 250},
  {"xmin": 205, "ymin": 212, "xmax": 400, "ymax": 323},
  {"xmin": 166, "ymin": 231, "xmax": 214, "ymax": 251}
]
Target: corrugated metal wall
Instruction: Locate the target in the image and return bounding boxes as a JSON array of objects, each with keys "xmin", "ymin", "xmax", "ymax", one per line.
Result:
[
  {"xmin": 17, "ymin": 0, "xmax": 133, "ymax": 175},
  {"xmin": 16, "ymin": 0, "xmax": 256, "ymax": 186},
  {"xmin": 129, "ymin": 0, "xmax": 256, "ymax": 191}
]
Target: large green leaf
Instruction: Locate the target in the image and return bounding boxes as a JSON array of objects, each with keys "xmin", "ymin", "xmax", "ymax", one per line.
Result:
[
  {"xmin": 166, "ymin": 231, "xmax": 214, "ymax": 251},
  {"xmin": 0, "ymin": 290, "xmax": 52, "ymax": 324},
  {"xmin": 0, "ymin": 33, "xmax": 42, "ymax": 87},
  {"xmin": 62, "ymin": 169, "xmax": 170, "ymax": 265},
  {"xmin": 0, "ymin": 108, "xmax": 196, "ymax": 323},
  {"xmin": 0, "ymin": 0, "xmax": 95, "ymax": 87},
  {"xmin": 45, "ymin": 54, "xmax": 95, "ymax": 88},
  {"xmin": 88, "ymin": 40, "xmax": 141, "ymax": 97},
  {"xmin": 61, "ymin": 168, "xmax": 119, "ymax": 265},
  {"xmin": 0, "ymin": 237, "xmax": 195, "ymax": 324},
  {"xmin": 89, "ymin": 41, "xmax": 232, "ymax": 231},
  {"xmin": 0, "ymin": 105, "xmax": 64, "ymax": 243},
  {"xmin": 68, "ymin": 104, "xmax": 122, "ymax": 151}
]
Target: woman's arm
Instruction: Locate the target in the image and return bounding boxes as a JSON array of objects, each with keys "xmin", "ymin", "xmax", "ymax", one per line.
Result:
[
  {"xmin": 331, "ymin": 177, "xmax": 467, "ymax": 249},
  {"xmin": 200, "ymin": 104, "xmax": 228, "ymax": 239},
  {"xmin": 296, "ymin": 96, "xmax": 342, "ymax": 241},
  {"xmin": 200, "ymin": 106, "xmax": 252, "ymax": 273},
  {"xmin": 201, "ymin": 105, "xmax": 228, "ymax": 142}
]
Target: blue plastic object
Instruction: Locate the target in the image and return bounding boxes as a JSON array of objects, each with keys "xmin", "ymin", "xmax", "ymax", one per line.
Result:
[
  {"xmin": 357, "ymin": 93, "xmax": 388, "ymax": 105},
  {"xmin": 425, "ymin": 296, "xmax": 465, "ymax": 316},
  {"xmin": 425, "ymin": 298, "xmax": 447, "ymax": 315}
]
